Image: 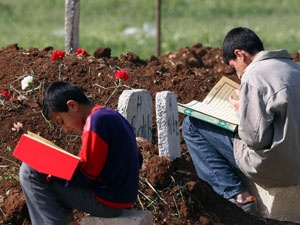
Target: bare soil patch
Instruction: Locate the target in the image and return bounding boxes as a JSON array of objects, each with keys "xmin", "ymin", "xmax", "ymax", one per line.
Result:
[{"xmin": 0, "ymin": 43, "xmax": 300, "ymax": 225}]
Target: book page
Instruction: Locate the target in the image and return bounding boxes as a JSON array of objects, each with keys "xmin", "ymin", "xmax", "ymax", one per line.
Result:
[
  {"xmin": 203, "ymin": 76, "xmax": 240, "ymax": 103},
  {"xmin": 26, "ymin": 131, "xmax": 61, "ymax": 149},
  {"xmin": 25, "ymin": 131, "xmax": 79, "ymax": 158},
  {"xmin": 182, "ymin": 77, "xmax": 240, "ymax": 125}
]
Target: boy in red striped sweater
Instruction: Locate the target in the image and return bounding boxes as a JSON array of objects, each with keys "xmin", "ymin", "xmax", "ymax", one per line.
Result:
[{"xmin": 19, "ymin": 81, "xmax": 142, "ymax": 225}]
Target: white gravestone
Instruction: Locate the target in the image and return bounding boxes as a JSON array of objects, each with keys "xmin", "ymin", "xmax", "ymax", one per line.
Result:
[
  {"xmin": 118, "ymin": 89, "xmax": 152, "ymax": 142},
  {"xmin": 155, "ymin": 91, "xmax": 181, "ymax": 160}
]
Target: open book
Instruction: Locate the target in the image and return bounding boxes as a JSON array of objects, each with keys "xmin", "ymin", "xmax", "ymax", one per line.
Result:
[
  {"xmin": 178, "ymin": 76, "xmax": 240, "ymax": 132},
  {"xmin": 13, "ymin": 131, "xmax": 80, "ymax": 180}
]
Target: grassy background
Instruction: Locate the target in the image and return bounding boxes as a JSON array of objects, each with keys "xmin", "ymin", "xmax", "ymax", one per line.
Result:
[{"xmin": 0, "ymin": 0, "xmax": 299, "ymax": 59}]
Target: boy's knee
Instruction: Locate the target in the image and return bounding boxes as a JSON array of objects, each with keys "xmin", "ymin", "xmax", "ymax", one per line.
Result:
[
  {"xmin": 19, "ymin": 163, "xmax": 33, "ymax": 186},
  {"xmin": 182, "ymin": 117, "xmax": 190, "ymax": 136},
  {"xmin": 19, "ymin": 163, "xmax": 28, "ymax": 184}
]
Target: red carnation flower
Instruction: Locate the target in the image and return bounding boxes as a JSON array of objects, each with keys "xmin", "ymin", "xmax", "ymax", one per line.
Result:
[
  {"xmin": 114, "ymin": 70, "xmax": 129, "ymax": 82},
  {"xmin": 0, "ymin": 91, "xmax": 11, "ymax": 100},
  {"xmin": 51, "ymin": 50, "xmax": 65, "ymax": 61},
  {"xmin": 75, "ymin": 48, "xmax": 89, "ymax": 57}
]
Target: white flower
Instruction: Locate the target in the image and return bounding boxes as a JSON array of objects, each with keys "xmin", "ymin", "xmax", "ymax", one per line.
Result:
[
  {"xmin": 21, "ymin": 75, "xmax": 33, "ymax": 90},
  {"xmin": 11, "ymin": 122, "xmax": 23, "ymax": 132}
]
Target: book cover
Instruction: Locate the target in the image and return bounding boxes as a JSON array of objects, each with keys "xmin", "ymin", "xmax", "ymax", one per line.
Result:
[
  {"xmin": 178, "ymin": 76, "xmax": 240, "ymax": 132},
  {"xmin": 13, "ymin": 132, "xmax": 80, "ymax": 180}
]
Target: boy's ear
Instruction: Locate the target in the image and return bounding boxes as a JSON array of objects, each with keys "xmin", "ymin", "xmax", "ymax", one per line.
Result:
[
  {"xmin": 66, "ymin": 100, "xmax": 79, "ymax": 111},
  {"xmin": 234, "ymin": 49, "xmax": 244, "ymax": 58},
  {"xmin": 234, "ymin": 49, "xmax": 251, "ymax": 63}
]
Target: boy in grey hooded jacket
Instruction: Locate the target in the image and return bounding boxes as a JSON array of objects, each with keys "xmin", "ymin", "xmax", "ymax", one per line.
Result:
[{"xmin": 183, "ymin": 27, "xmax": 300, "ymax": 214}]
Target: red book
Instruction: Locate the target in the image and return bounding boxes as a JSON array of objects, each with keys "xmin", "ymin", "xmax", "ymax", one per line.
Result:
[{"xmin": 13, "ymin": 132, "xmax": 80, "ymax": 180}]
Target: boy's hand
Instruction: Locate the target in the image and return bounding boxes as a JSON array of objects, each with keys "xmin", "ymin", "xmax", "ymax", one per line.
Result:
[
  {"xmin": 229, "ymin": 89, "xmax": 240, "ymax": 111},
  {"xmin": 46, "ymin": 175, "xmax": 52, "ymax": 182}
]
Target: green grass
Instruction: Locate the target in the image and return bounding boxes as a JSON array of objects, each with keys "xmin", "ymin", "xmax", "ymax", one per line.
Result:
[{"xmin": 0, "ymin": 0, "xmax": 299, "ymax": 59}]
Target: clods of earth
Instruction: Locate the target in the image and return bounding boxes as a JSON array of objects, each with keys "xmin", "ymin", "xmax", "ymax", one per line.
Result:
[{"xmin": 1, "ymin": 43, "xmax": 300, "ymax": 224}]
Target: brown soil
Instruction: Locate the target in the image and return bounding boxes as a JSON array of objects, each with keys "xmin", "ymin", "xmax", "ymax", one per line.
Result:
[{"xmin": 0, "ymin": 43, "xmax": 300, "ymax": 225}]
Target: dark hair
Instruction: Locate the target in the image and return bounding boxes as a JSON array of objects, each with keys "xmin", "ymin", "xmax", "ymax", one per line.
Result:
[
  {"xmin": 42, "ymin": 81, "xmax": 90, "ymax": 120},
  {"xmin": 222, "ymin": 27, "xmax": 264, "ymax": 65}
]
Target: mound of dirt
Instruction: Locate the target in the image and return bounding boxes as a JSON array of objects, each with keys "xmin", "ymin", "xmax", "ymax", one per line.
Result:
[{"xmin": 0, "ymin": 43, "xmax": 300, "ymax": 225}]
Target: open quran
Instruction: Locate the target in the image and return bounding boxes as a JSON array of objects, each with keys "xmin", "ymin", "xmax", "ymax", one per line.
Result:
[
  {"xmin": 13, "ymin": 131, "xmax": 80, "ymax": 180},
  {"xmin": 178, "ymin": 76, "xmax": 240, "ymax": 132}
]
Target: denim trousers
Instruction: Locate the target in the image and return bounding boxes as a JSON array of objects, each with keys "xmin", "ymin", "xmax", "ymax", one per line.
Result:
[
  {"xmin": 182, "ymin": 116, "xmax": 245, "ymax": 199},
  {"xmin": 19, "ymin": 163, "xmax": 123, "ymax": 225}
]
